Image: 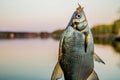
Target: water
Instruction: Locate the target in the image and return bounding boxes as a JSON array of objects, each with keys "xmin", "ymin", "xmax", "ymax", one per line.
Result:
[{"xmin": 0, "ymin": 39, "xmax": 120, "ymax": 80}]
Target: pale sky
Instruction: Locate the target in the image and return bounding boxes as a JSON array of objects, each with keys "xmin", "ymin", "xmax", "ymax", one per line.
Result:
[{"xmin": 0, "ymin": 0, "xmax": 120, "ymax": 32}]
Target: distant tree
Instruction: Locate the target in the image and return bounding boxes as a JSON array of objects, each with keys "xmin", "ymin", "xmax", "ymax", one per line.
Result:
[
  {"xmin": 112, "ymin": 19, "xmax": 120, "ymax": 35},
  {"xmin": 51, "ymin": 29, "xmax": 63, "ymax": 40}
]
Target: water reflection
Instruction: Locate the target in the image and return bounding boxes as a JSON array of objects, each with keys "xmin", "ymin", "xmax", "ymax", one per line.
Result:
[
  {"xmin": 0, "ymin": 39, "xmax": 59, "ymax": 80},
  {"xmin": 94, "ymin": 44, "xmax": 120, "ymax": 80},
  {"xmin": 94, "ymin": 38, "xmax": 120, "ymax": 71},
  {"xmin": 94, "ymin": 38, "xmax": 120, "ymax": 54},
  {"xmin": 0, "ymin": 39, "xmax": 120, "ymax": 80},
  {"xmin": 112, "ymin": 41, "xmax": 120, "ymax": 53}
]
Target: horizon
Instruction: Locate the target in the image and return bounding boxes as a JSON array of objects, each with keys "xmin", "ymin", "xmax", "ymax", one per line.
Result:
[{"xmin": 0, "ymin": 0, "xmax": 120, "ymax": 32}]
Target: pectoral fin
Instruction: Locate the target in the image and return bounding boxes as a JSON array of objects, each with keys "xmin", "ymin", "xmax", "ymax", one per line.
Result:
[
  {"xmin": 51, "ymin": 62, "xmax": 63, "ymax": 80},
  {"xmin": 84, "ymin": 32, "xmax": 88, "ymax": 53},
  {"xmin": 94, "ymin": 53, "xmax": 105, "ymax": 64},
  {"xmin": 87, "ymin": 70, "xmax": 99, "ymax": 80}
]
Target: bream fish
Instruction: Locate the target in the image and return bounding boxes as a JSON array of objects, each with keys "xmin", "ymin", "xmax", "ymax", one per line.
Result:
[{"xmin": 51, "ymin": 4, "xmax": 105, "ymax": 80}]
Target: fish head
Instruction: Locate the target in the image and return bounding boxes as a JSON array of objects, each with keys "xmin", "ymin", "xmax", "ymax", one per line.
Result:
[{"xmin": 71, "ymin": 4, "xmax": 88, "ymax": 31}]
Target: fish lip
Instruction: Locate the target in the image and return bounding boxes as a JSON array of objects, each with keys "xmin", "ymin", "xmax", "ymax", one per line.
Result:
[{"xmin": 73, "ymin": 19, "xmax": 87, "ymax": 24}]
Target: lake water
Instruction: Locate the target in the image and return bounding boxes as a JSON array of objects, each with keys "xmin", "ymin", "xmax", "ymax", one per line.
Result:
[{"xmin": 0, "ymin": 39, "xmax": 120, "ymax": 80}]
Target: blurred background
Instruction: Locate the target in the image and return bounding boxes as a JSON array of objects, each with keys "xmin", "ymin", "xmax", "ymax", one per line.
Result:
[{"xmin": 0, "ymin": 0, "xmax": 120, "ymax": 80}]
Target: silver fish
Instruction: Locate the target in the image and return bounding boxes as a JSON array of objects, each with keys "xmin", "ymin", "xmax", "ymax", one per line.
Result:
[{"xmin": 51, "ymin": 4, "xmax": 105, "ymax": 80}]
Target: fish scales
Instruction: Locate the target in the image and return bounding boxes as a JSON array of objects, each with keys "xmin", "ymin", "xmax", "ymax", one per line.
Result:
[
  {"xmin": 60, "ymin": 26, "xmax": 94, "ymax": 80},
  {"xmin": 51, "ymin": 4, "xmax": 105, "ymax": 80}
]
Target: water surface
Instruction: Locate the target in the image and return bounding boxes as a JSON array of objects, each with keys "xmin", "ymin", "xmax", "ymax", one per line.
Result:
[{"xmin": 0, "ymin": 39, "xmax": 120, "ymax": 80}]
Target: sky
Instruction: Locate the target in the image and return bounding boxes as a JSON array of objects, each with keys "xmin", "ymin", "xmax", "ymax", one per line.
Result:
[{"xmin": 0, "ymin": 0, "xmax": 120, "ymax": 32}]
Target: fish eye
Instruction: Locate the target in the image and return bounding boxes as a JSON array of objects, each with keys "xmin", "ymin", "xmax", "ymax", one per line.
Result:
[{"xmin": 76, "ymin": 14, "xmax": 81, "ymax": 19}]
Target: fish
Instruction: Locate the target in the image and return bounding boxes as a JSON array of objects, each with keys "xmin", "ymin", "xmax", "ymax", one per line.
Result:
[{"xmin": 51, "ymin": 4, "xmax": 105, "ymax": 80}]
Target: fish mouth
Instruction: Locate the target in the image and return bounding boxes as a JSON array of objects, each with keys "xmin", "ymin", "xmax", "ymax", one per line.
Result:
[{"xmin": 71, "ymin": 19, "xmax": 87, "ymax": 31}]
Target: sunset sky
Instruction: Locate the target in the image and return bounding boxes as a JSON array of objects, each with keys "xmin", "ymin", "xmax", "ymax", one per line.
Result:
[{"xmin": 0, "ymin": 0, "xmax": 120, "ymax": 32}]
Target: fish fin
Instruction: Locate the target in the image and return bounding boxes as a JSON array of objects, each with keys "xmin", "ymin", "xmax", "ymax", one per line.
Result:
[
  {"xmin": 94, "ymin": 53, "xmax": 105, "ymax": 64},
  {"xmin": 83, "ymin": 32, "xmax": 88, "ymax": 53},
  {"xmin": 87, "ymin": 70, "xmax": 99, "ymax": 80},
  {"xmin": 51, "ymin": 62, "xmax": 63, "ymax": 80}
]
